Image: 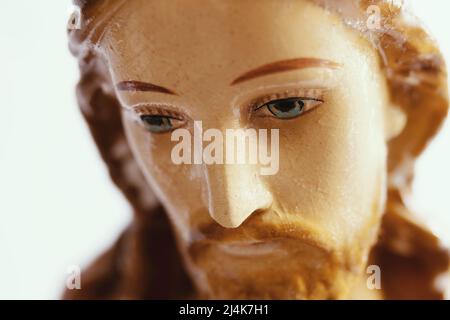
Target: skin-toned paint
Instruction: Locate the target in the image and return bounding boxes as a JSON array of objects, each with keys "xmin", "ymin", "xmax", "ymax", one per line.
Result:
[{"xmin": 98, "ymin": 0, "xmax": 406, "ymax": 299}]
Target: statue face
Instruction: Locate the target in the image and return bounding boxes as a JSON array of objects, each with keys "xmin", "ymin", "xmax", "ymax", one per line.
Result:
[{"xmin": 100, "ymin": 0, "xmax": 401, "ymax": 298}]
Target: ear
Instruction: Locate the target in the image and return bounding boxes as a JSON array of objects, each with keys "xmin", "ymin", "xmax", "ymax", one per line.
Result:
[{"xmin": 384, "ymin": 104, "xmax": 407, "ymax": 141}]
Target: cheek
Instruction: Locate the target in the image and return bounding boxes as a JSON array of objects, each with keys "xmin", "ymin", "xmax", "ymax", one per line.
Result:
[
  {"xmin": 122, "ymin": 117, "xmax": 208, "ymax": 224},
  {"xmin": 263, "ymin": 90, "xmax": 386, "ymax": 243}
]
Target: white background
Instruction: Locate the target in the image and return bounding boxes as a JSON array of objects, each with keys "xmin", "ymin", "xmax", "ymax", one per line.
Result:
[{"xmin": 0, "ymin": 0, "xmax": 449, "ymax": 299}]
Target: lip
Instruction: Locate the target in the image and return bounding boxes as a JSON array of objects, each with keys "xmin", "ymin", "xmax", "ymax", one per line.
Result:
[
  {"xmin": 216, "ymin": 240, "xmax": 286, "ymax": 256},
  {"xmin": 194, "ymin": 220, "xmax": 331, "ymax": 253},
  {"xmin": 189, "ymin": 209, "xmax": 333, "ymax": 255}
]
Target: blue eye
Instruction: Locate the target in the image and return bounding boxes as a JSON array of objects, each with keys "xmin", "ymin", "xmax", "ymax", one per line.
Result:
[
  {"xmin": 266, "ymin": 98, "xmax": 304, "ymax": 119},
  {"xmin": 257, "ymin": 97, "xmax": 323, "ymax": 120},
  {"xmin": 140, "ymin": 115, "xmax": 178, "ymax": 133}
]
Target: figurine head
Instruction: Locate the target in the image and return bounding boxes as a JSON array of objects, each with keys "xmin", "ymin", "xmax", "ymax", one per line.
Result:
[{"xmin": 68, "ymin": 0, "xmax": 449, "ymax": 299}]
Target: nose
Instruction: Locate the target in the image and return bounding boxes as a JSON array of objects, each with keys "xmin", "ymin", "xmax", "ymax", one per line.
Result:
[{"xmin": 204, "ymin": 162, "xmax": 273, "ymax": 228}]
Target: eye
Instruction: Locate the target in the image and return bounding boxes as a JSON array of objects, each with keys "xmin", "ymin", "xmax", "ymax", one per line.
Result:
[
  {"xmin": 139, "ymin": 115, "xmax": 184, "ymax": 133},
  {"xmin": 254, "ymin": 97, "xmax": 323, "ymax": 120}
]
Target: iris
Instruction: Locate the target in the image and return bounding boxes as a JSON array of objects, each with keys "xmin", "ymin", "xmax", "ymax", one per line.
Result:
[
  {"xmin": 265, "ymin": 98, "xmax": 305, "ymax": 119},
  {"xmin": 140, "ymin": 115, "xmax": 174, "ymax": 133}
]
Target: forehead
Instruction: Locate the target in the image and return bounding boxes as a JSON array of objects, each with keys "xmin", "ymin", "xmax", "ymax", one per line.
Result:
[{"xmin": 101, "ymin": 0, "xmax": 367, "ymax": 89}]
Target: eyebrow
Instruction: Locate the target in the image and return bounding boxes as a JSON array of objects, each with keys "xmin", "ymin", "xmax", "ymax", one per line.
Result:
[
  {"xmin": 115, "ymin": 58, "xmax": 340, "ymax": 93},
  {"xmin": 116, "ymin": 80, "xmax": 177, "ymax": 95},
  {"xmin": 231, "ymin": 58, "xmax": 341, "ymax": 85}
]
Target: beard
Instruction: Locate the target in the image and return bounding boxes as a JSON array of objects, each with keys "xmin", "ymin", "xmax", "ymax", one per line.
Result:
[
  {"xmin": 182, "ymin": 210, "xmax": 382, "ymax": 299},
  {"xmin": 187, "ymin": 239, "xmax": 371, "ymax": 299},
  {"xmin": 171, "ymin": 171, "xmax": 385, "ymax": 299}
]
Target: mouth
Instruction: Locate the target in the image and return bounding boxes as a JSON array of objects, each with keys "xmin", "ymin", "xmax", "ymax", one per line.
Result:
[
  {"xmin": 188, "ymin": 236, "xmax": 333, "ymax": 272},
  {"xmin": 216, "ymin": 239, "xmax": 287, "ymax": 256},
  {"xmin": 192, "ymin": 212, "xmax": 333, "ymax": 254}
]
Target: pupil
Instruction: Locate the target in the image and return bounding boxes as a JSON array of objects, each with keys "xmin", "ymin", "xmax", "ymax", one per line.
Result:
[
  {"xmin": 276, "ymin": 99, "xmax": 300, "ymax": 112},
  {"xmin": 268, "ymin": 98, "xmax": 304, "ymax": 119},
  {"xmin": 141, "ymin": 115, "xmax": 172, "ymax": 132},
  {"xmin": 143, "ymin": 115, "xmax": 164, "ymax": 126}
]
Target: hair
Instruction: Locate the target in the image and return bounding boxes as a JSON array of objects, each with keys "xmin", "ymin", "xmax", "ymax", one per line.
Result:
[{"xmin": 65, "ymin": 0, "xmax": 449, "ymax": 299}]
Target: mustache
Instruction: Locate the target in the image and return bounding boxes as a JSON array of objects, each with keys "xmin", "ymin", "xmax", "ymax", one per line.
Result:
[{"xmin": 192, "ymin": 208, "xmax": 332, "ymax": 251}]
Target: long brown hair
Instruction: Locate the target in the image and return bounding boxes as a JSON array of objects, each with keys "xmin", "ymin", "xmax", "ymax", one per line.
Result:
[{"xmin": 66, "ymin": 0, "xmax": 449, "ymax": 299}]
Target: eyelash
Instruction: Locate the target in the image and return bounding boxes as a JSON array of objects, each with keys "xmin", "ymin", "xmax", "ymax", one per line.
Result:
[
  {"xmin": 129, "ymin": 88, "xmax": 325, "ymax": 133},
  {"xmin": 249, "ymin": 88, "xmax": 324, "ymax": 112},
  {"xmin": 132, "ymin": 104, "xmax": 185, "ymax": 121}
]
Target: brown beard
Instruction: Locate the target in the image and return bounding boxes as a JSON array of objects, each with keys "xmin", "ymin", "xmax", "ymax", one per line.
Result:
[{"xmin": 181, "ymin": 193, "xmax": 384, "ymax": 300}]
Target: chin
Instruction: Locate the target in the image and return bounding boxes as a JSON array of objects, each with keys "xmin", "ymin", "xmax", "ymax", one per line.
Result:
[{"xmin": 186, "ymin": 238, "xmax": 366, "ymax": 299}]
